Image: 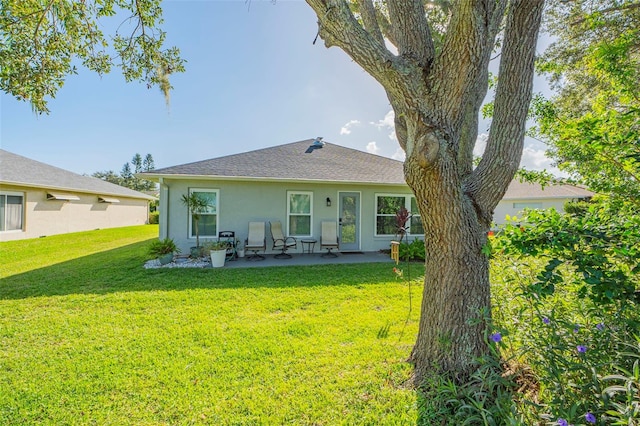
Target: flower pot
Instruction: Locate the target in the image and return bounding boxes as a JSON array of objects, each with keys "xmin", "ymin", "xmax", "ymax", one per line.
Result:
[
  {"xmin": 158, "ymin": 253, "xmax": 174, "ymax": 265},
  {"xmin": 210, "ymin": 249, "xmax": 226, "ymax": 268},
  {"xmin": 237, "ymin": 249, "xmax": 245, "ymax": 258}
]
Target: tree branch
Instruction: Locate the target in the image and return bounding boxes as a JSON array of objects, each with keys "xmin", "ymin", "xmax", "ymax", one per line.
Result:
[
  {"xmin": 429, "ymin": 0, "xmax": 504, "ymax": 133},
  {"xmin": 387, "ymin": 0, "xmax": 434, "ymax": 69},
  {"xmin": 356, "ymin": 0, "xmax": 384, "ymax": 46},
  {"xmin": 469, "ymin": 0, "xmax": 545, "ymax": 222},
  {"xmin": 305, "ymin": 0, "xmax": 425, "ymax": 106}
]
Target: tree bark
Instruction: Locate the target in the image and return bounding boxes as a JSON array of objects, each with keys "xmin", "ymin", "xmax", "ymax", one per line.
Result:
[{"xmin": 306, "ymin": 0, "xmax": 545, "ymax": 383}]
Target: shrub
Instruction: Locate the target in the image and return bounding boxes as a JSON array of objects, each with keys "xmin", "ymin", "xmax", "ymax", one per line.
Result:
[
  {"xmin": 399, "ymin": 238, "xmax": 425, "ymax": 261},
  {"xmin": 148, "ymin": 212, "xmax": 159, "ymax": 224}
]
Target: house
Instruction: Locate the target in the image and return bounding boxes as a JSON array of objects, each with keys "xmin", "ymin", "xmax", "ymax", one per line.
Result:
[
  {"xmin": 0, "ymin": 149, "xmax": 156, "ymax": 241},
  {"xmin": 139, "ymin": 139, "xmax": 592, "ymax": 254}
]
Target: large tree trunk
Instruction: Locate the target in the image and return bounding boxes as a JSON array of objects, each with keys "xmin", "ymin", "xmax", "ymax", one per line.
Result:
[
  {"xmin": 306, "ymin": 0, "xmax": 545, "ymax": 383},
  {"xmin": 405, "ymin": 147, "xmax": 491, "ymax": 381}
]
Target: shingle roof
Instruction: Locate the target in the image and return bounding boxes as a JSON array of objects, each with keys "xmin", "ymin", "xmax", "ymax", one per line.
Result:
[
  {"xmin": 0, "ymin": 149, "xmax": 156, "ymax": 200},
  {"xmin": 144, "ymin": 139, "xmax": 407, "ymax": 184},
  {"xmin": 143, "ymin": 139, "xmax": 593, "ymax": 199},
  {"xmin": 504, "ymin": 180, "xmax": 593, "ymax": 200}
]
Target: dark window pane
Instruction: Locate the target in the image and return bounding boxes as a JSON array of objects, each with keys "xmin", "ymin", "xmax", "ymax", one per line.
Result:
[
  {"xmin": 410, "ymin": 216, "xmax": 424, "ymax": 235},
  {"xmin": 193, "ymin": 214, "xmax": 217, "ymax": 237},
  {"xmin": 377, "ymin": 196, "xmax": 405, "ymax": 214},
  {"xmin": 376, "ymin": 216, "xmax": 397, "ymax": 235},
  {"xmin": 289, "ymin": 216, "xmax": 310, "ymax": 236}
]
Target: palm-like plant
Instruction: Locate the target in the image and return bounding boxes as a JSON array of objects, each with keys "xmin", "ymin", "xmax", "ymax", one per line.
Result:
[{"xmin": 181, "ymin": 193, "xmax": 212, "ymax": 249}]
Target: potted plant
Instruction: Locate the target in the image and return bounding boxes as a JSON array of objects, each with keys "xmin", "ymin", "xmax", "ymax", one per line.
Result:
[
  {"xmin": 204, "ymin": 240, "xmax": 228, "ymax": 268},
  {"xmin": 148, "ymin": 238, "xmax": 180, "ymax": 265},
  {"xmin": 236, "ymin": 239, "xmax": 245, "ymax": 258},
  {"xmin": 181, "ymin": 193, "xmax": 212, "ymax": 257}
]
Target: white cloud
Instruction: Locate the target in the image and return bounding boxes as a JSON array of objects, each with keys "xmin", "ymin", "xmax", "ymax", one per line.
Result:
[
  {"xmin": 474, "ymin": 133, "xmax": 489, "ymax": 157},
  {"xmin": 392, "ymin": 148, "xmax": 406, "ymax": 161},
  {"xmin": 340, "ymin": 119, "xmax": 361, "ymax": 135},
  {"xmin": 366, "ymin": 141, "xmax": 380, "ymax": 154},
  {"xmin": 370, "ymin": 110, "xmax": 397, "ymax": 141}
]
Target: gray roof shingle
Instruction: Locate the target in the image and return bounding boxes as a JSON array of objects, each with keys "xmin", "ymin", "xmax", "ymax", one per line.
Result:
[
  {"xmin": 504, "ymin": 180, "xmax": 593, "ymax": 200},
  {"xmin": 143, "ymin": 139, "xmax": 593, "ymax": 199},
  {"xmin": 0, "ymin": 149, "xmax": 156, "ymax": 200},
  {"xmin": 144, "ymin": 139, "xmax": 407, "ymax": 184}
]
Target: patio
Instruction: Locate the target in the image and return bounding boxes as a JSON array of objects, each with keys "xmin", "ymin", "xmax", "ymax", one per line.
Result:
[{"xmin": 224, "ymin": 251, "xmax": 395, "ymax": 268}]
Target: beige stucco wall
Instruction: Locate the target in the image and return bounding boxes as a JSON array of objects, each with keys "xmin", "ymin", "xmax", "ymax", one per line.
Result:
[
  {"xmin": 160, "ymin": 178, "xmax": 413, "ymax": 254},
  {"xmin": 0, "ymin": 185, "xmax": 149, "ymax": 242},
  {"xmin": 493, "ymin": 198, "xmax": 569, "ymax": 227}
]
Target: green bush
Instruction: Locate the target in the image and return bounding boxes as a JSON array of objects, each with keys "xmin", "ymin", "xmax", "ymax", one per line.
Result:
[
  {"xmin": 399, "ymin": 238, "xmax": 425, "ymax": 261},
  {"xmin": 148, "ymin": 212, "xmax": 159, "ymax": 224}
]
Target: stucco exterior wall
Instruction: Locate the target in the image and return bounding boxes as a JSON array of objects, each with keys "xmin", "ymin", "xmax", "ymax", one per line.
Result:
[
  {"xmin": 160, "ymin": 178, "xmax": 413, "ymax": 254},
  {"xmin": 159, "ymin": 179, "xmax": 584, "ymax": 254},
  {"xmin": 494, "ymin": 198, "xmax": 568, "ymax": 227},
  {"xmin": 0, "ymin": 185, "xmax": 149, "ymax": 241}
]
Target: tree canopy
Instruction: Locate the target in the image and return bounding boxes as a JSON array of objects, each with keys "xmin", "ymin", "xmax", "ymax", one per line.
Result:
[
  {"xmin": 0, "ymin": 0, "xmax": 184, "ymax": 113},
  {"xmin": 534, "ymin": 0, "xmax": 640, "ymax": 200}
]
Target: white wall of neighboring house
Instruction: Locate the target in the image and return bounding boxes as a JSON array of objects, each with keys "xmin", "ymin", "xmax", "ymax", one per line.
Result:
[
  {"xmin": 0, "ymin": 184, "xmax": 149, "ymax": 242},
  {"xmin": 494, "ymin": 198, "xmax": 570, "ymax": 227}
]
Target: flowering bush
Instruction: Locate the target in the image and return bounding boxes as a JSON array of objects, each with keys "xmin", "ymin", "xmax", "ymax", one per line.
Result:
[{"xmin": 490, "ymin": 198, "xmax": 640, "ymax": 424}]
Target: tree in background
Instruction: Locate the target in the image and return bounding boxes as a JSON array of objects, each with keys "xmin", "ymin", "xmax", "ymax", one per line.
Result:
[
  {"xmin": 1, "ymin": 0, "xmax": 546, "ymax": 384},
  {"xmin": 92, "ymin": 153, "xmax": 156, "ymax": 191},
  {"xmin": 534, "ymin": 0, "xmax": 640, "ymax": 201}
]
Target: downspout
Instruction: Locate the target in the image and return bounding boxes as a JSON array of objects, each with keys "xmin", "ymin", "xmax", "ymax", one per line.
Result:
[{"xmin": 159, "ymin": 177, "xmax": 169, "ymax": 240}]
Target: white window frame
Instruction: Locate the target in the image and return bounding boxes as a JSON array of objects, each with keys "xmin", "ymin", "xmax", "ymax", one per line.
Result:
[
  {"xmin": 0, "ymin": 191, "xmax": 25, "ymax": 232},
  {"xmin": 374, "ymin": 193, "xmax": 423, "ymax": 236},
  {"xmin": 287, "ymin": 191, "xmax": 313, "ymax": 237},
  {"xmin": 187, "ymin": 188, "xmax": 219, "ymax": 240}
]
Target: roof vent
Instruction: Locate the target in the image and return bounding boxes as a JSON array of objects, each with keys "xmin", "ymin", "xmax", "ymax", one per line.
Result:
[{"xmin": 305, "ymin": 137, "xmax": 324, "ymax": 154}]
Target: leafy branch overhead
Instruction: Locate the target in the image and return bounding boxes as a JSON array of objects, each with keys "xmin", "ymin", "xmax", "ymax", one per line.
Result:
[{"xmin": 0, "ymin": 0, "xmax": 185, "ymax": 113}]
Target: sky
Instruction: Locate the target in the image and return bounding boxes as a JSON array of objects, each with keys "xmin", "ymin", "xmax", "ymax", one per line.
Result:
[{"xmin": 0, "ymin": 0, "xmax": 558, "ymax": 176}]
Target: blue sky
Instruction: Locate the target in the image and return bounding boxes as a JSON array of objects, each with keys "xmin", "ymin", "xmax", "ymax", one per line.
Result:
[{"xmin": 0, "ymin": 1, "xmax": 556, "ymax": 176}]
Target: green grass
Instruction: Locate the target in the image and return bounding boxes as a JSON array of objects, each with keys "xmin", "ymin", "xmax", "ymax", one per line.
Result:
[{"xmin": 0, "ymin": 226, "xmax": 423, "ymax": 425}]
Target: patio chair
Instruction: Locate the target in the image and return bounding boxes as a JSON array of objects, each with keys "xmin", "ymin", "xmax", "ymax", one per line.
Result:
[
  {"xmin": 320, "ymin": 221, "xmax": 339, "ymax": 257},
  {"xmin": 245, "ymin": 222, "xmax": 266, "ymax": 260},
  {"xmin": 218, "ymin": 231, "xmax": 236, "ymax": 261},
  {"xmin": 269, "ymin": 221, "xmax": 297, "ymax": 259}
]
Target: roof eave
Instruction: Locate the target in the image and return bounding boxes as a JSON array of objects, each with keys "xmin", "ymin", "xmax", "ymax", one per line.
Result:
[
  {"xmin": 141, "ymin": 173, "xmax": 408, "ymax": 187},
  {"xmin": 0, "ymin": 180, "xmax": 156, "ymax": 201}
]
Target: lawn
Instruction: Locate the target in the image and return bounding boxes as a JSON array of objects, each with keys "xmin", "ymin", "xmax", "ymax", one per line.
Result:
[{"xmin": 0, "ymin": 226, "xmax": 423, "ymax": 425}]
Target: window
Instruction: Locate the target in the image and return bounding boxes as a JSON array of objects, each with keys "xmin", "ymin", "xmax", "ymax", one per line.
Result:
[
  {"xmin": 375, "ymin": 194, "xmax": 423, "ymax": 236},
  {"xmin": 287, "ymin": 191, "xmax": 312, "ymax": 237},
  {"xmin": 0, "ymin": 192, "xmax": 24, "ymax": 232},
  {"xmin": 188, "ymin": 189, "xmax": 219, "ymax": 239}
]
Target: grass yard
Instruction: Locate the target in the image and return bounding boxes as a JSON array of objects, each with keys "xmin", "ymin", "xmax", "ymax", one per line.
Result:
[{"xmin": 0, "ymin": 226, "xmax": 423, "ymax": 425}]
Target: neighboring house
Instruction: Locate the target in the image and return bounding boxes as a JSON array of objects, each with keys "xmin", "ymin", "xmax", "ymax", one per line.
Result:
[
  {"xmin": 0, "ymin": 150, "xmax": 156, "ymax": 241},
  {"xmin": 139, "ymin": 139, "xmax": 593, "ymax": 254}
]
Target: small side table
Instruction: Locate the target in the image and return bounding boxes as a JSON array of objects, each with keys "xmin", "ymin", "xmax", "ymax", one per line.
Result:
[{"xmin": 300, "ymin": 239, "xmax": 317, "ymax": 254}]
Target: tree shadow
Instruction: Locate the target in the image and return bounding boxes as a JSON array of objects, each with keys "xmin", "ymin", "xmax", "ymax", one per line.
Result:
[{"xmin": 0, "ymin": 240, "xmax": 398, "ymax": 300}]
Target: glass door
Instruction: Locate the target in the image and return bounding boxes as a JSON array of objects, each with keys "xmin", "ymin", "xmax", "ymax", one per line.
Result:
[{"xmin": 338, "ymin": 192, "xmax": 360, "ymax": 251}]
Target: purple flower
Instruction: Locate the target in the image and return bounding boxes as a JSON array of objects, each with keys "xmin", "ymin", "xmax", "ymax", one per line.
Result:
[
  {"xmin": 490, "ymin": 332, "xmax": 502, "ymax": 343},
  {"xmin": 542, "ymin": 316, "xmax": 550, "ymax": 325},
  {"xmin": 596, "ymin": 323, "xmax": 605, "ymax": 331},
  {"xmin": 573, "ymin": 325, "xmax": 580, "ymax": 333},
  {"xmin": 585, "ymin": 412, "xmax": 596, "ymax": 423},
  {"xmin": 557, "ymin": 418, "xmax": 568, "ymax": 426},
  {"xmin": 577, "ymin": 345, "xmax": 587, "ymax": 354}
]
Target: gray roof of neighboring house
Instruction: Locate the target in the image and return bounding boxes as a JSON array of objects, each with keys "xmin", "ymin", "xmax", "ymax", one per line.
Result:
[
  {"xmin": 0, "ymin": 149, "xmax": 156, "ymax": 200},
  {"xmin": 142, "ymin": 139, "xmax": 593, "ymax": 199},
  {"xmin": 143, "ymin": 139, "xmax": 407, "ymax": 185},
  {"xmin": 503, "ymin": 180, "xmax": 593, "ymax": 200}
]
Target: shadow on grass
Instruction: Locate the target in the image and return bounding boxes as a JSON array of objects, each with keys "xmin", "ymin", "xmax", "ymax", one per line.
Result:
[{"xmin": 0, "ymin": 240, "xmax": 404, "ymax": 300}]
